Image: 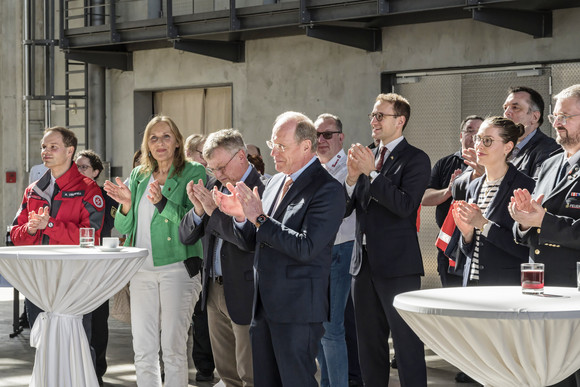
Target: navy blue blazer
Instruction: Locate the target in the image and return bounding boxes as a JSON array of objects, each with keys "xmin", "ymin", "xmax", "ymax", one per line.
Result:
[
  {"xmin": 345, "ymin": 138, "xmax": 430, "ymax": 278},
  {"xmin": 179, "ymin": 166, "xmax": 265, "ymax": 325},
  {"xmin": 515, "ymin": 153, "xmax": 580, "ymax": 286},
  {"xmin": 458, "ymin": 164, "xmax": 535, "ymax": 285},
  {"xmin": 238, "ymin": 159, "xmax": 345, "ymax": 324},
  {"xmin": 511, "ymin": 129, "xmax": 561, "ymax": 178}
]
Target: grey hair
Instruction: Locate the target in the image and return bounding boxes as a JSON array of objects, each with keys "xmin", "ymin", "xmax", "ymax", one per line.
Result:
[{"xmin": 203, "ymin": 129, "xmax": 246, "ymax": 160}]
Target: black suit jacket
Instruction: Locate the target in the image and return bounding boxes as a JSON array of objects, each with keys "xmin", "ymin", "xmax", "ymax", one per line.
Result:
[
  {"xmin": 237, "ymin": 159, "xmax": 345, "ymax": 324},
  {"xmin": 346, "ymin": 138, "xmax": 430, "ymax": 278},
  {"xmin": 514, "ymin": 153, "xmax": 580, "ymax": 286},
  {"xmin": 179, "ymin": 166, "xmax": 265, "ymax": 325},
  {"xmin": 511, "ymin": 129, "xmax": 562, "ymax": 178},
  {"xmin": 457, "ymin": 164, "xmax": 535, "ymax": 285}
]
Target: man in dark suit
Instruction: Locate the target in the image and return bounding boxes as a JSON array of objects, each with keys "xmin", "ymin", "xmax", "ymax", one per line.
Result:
[
  {"xmin": 218, "ymin": 112, "xmax": 345, "ymax": 387},
  {"xmin": 345, "ymin": 93, "xmax": 430, "ymax": 386},
  {"xmin": 509, "ymin": 84, "xmax": 580, "ymax": 387},
  {"xmin": 179, "ymin": 129, "xmax": 264, "ymax": 387},
  {"xmin": 503, "ymin": 86, "xmax": 562, "ymax": 178}
]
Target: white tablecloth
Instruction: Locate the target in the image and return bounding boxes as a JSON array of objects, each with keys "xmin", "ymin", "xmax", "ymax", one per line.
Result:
[
  {"xmin": 394, "ymin": 286, "xmax": 580, "ymax": 387},
  {"xmin": 0, "ymin": 245, "xmax": 148, "ymax": 387}
]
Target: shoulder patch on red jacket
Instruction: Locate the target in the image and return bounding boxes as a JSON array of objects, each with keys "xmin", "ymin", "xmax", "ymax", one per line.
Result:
[{"xmin": 93, "ymin": 195, "xmax": 104, "ymax": 209}]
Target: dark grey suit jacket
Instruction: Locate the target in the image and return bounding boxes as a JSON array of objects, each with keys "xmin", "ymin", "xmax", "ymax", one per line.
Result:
[
  {"xmin": 179, "ymin": 166, "xmax": 265, "ymax": 325},
  {"xmin": 514, "ymin": 152, "xmax": 580, "ymax": 286}
]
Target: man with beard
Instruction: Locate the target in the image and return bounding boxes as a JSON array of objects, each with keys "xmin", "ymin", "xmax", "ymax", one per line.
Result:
[{"xmin": 509, "ymin": 84, "xmax": 580, "ymax": 387}]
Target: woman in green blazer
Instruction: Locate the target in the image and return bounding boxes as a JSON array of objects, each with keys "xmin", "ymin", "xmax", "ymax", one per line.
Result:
[{"xmin": 105, "ymin": 115, "xmax": 206, "ymax": 387}]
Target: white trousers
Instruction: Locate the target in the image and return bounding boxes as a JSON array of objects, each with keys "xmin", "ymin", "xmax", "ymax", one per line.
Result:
[{"xmin": 130, "ymin": 267, "xmax": 201, "ymax": 387}]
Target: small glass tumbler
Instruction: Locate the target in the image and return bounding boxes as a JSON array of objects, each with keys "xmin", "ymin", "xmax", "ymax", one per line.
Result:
[
  {"xmin": 521, "ymin": 262, "xmax": 544, "ymax": 295},
  {"xmin": 79, "ymin": 228, "xmax": 95, "ymax": 248}
]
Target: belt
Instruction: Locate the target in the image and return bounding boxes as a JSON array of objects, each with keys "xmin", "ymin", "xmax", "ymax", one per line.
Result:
[{"xmin": 213, "ymin": 276, "xmax": 224, "ymax": 285}]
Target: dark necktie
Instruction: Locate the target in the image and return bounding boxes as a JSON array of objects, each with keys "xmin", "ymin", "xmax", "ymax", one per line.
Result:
[
  {"xmin": 375, "ymin": 146, "xmax": 387, "ymax": 172},
  {"xmin": 557, "ymin": 161, "xmax": 569, "ymax": 186}
]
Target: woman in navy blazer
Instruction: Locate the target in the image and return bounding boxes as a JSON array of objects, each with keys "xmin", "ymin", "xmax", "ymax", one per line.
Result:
[{"xmin": 452, "ymin": 117, "xmax": 536, "ymax": 286}]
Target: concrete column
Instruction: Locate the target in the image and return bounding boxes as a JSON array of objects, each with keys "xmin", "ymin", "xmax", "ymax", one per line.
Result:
[{"xmin": 88, "ymin": 0, "xmax": 106, "ymax": 157}]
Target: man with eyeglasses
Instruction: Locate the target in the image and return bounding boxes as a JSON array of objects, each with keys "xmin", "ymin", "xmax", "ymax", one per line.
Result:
[
  {"xmin": 216, "ymin": 112, "xmax": 345, "ymax": 387},
  {"xmin": 314, "ymin": 113, "xmax": 359, "ymax": 387},
  {"xmin": 460, "ymin": 87, "xmax": 560, "ymax": 185},
  {"xmin": 345, "ymin": 93, "xmax": 430, "ymax": 386},
  {"xmin": 509, "ymin": 84, "xmax": 580, "ymax": 387},
  {"xmin": 422, "ymin": 115, "xmax": 483, "ymax": 288},
  {"xmin": 179, "ymin": 129, "xmax": 264, "ymax": 387}
]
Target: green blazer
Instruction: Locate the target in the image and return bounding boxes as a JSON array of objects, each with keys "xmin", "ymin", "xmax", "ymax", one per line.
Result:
[{"xmin": 115, "ymin": 162, "xmax": 206, "ymax": 266}]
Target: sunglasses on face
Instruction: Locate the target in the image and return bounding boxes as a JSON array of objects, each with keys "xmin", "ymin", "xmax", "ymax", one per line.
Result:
[{"xmin": 317, "ymin": 131, "xmax": 341, "ymax": 140}]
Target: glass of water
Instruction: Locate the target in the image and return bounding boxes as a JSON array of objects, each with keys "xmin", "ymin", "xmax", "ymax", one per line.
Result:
[{"xmin": 79, "ymin": 228, "xmax": 95, "ymax": 248}]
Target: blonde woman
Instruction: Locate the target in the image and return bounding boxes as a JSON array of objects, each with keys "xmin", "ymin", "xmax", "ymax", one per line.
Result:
[{"xmin": 105, "ymin": 115, "xmax": 205, "ymax": 387}]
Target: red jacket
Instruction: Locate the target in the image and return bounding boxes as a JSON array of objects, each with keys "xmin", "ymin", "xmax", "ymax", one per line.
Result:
[{"xmin": 11, "ymin": 165, "xmax": 105, "ymax": 245}]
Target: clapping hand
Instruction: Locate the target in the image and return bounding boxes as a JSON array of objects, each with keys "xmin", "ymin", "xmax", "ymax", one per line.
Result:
[
  {"xmin": 104, "ymin": 177, "xmax": 132, "ymax": 214},
  {"xmin": 27, "ymin": 206, "xmax": 50, "ymax": 235},
  {"xmin": 508, "ymin": 189, "xmax": 545, "ymax": 230}
]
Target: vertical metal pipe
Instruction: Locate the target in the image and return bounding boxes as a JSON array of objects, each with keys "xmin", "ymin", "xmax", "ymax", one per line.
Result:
[
  {"xmin": 24, "ymin": 0, "xmax": 31, "ymax": 172},
  {"xmin": 88, "ymin": 0, "xmax": 106, "ymax": 156}
]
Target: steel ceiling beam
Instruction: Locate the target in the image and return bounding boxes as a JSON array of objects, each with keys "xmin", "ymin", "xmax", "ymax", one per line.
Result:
[
  {"xmin": 173, "ymin": 39, "xmax": 245, "ymax": 63},
  {"xmin": 306, "ymin": 25, "xmax": 381, "ymax": 52},
  {"xmin": 65, "ymin": 50, "xmax": 133, "ymax": 71},
  {"xmin": 472, "ymin": 8, "xmax": 552, "ymax": 38}
]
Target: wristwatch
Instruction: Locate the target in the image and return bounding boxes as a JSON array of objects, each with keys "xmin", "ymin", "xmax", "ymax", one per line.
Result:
[{"xmin": 256, "ymin": 214, "xmax": 268, "ymax": 228}]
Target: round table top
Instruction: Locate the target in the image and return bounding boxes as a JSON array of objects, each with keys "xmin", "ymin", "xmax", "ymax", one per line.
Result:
[
  {"xmin": 0, "ymin": 245, "xmax": 148, "ymax": 260},
  {"xmin": 394, "ymin": 286, "xmax": 580, "ymax": 320}
]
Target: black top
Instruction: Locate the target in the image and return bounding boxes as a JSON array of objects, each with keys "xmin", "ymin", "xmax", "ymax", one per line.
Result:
[{"xmin": 427, "ymin": 151, "xmax": 466, "ymax": 228}]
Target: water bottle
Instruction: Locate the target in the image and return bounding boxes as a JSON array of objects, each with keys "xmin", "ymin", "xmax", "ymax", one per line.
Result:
[{"xmin": 6, "ymin": 225, "xmax": 13, "ymax": 246}]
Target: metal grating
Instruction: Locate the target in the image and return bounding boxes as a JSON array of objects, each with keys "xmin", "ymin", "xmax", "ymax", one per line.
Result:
[
  {"xmin": 461, "ymin": 70, "xmax": 552, "ymax": 137},
  {"xmin": 550, "ymin": 63, "xmax": 580, "ymax": 113},
  {"xmin": 395, "ymin": 75, "xmax": 462, "ymax": 290}
]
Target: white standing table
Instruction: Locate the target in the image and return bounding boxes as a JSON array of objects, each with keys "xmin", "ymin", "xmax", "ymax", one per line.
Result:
[
  {"xmin": 0, "ymin": 245, "xmax": 148, "ymax": 387},
  {"xmin": 394, "ymin": 286, "xmax": 580, "ymax": 387}
]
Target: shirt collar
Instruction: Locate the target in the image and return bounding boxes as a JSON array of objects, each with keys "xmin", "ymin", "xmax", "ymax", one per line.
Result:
[
  {"xmin": 288, "ymin": 156, "xmax": 318, "ymax": 182},
  {"xmin": 380, "ymin": 136, "xmax": 405, "ymax": 152},
  {"xmin": 322, "ymin": 149, "xmax": 346, "ymax": 173},
  {"xmin": 515, "ymin": 128, "xmax": 537, "ymax": 150}
]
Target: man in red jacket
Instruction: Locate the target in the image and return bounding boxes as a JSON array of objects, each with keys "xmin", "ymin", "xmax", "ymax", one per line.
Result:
[{"xmin": 11, "ymin": 127, "xmax": 104, "ymax": 333}]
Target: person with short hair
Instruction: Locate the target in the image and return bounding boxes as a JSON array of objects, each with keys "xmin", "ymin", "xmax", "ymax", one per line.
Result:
[
  {"xmin": 185, "ymin": 134, "xmax": 207, "ymax": 167},
  {"xmin": 314, "ymin": 113, "xmax": 356, "ymax": 387},
  {"xmin": 345, "ymin": 93, "xmax": 430, "ymax": 387},
  {"xmin": 422, "ymin": 115, "xmax": 483, "ymax": 287},
  {"xmin": 510, "ymin": 84, "xmax": 580, "ymax": 387},
  {"xmin": 219, "ymin": 112, "xmax": 345, "ymax": 387},
  {"xmin": 11, "ymin": 126, "xmax": 105, "ymax": 364},
  {"xmin": 180, "ymin": 128, "xmax": 264, "ymax": 387}
]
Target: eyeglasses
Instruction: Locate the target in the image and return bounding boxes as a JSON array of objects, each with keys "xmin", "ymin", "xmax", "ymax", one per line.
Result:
[
  {"xmin": 548, "ymin": 113, "xmax": 580, "ymax": 125},
  {"xmin": 368, "ymin": 112, "xmax": 400, "ymax": 122},
  {"xmin": 317, "ymin": 131, "xmax": 341, "ymax": 140},
  {"xmin": 473, "ymin": 135, "xmax": 496, "ymax": 148},
  {"xmin": 207, "ymin": 150, "xmax": 238, "ymax": 174},
  {"xmin": 77, "ymin": 164, "xmax": 92, "ymax": 171},
  {"xmin": 266, "ymin": 140, "xmax": 295, "ymax": 153}
]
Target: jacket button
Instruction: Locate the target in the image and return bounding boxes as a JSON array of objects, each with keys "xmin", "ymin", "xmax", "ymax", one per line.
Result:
[
  {"xmin": 536, "ymin": 228, "xmax": 541, "ymax": 234},
  {"xmin": 167, "ymin": 237, "xmax": 171, "ymax": 241},
  {"xmin": 165, "ymin": 219, "xmax": 169, "ymax": 223},
  {"xmin": 535, "ymin": 249, "xmax": 540, "ymax": 255}
]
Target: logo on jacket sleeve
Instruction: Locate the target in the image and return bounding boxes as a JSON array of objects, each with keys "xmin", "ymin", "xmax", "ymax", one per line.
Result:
[{"xmin": 93, "ymin": 195, "xmax": 104, "ymax": 209}]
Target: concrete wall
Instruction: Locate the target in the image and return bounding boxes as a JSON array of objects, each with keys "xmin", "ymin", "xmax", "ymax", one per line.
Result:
[
  {"xmin": 4, "ymin": 5, "xmax": 580, "ymax": 239},
  {"xmin": 1, "ymin": 1, "xmax": 25, "ymax": 242}
]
